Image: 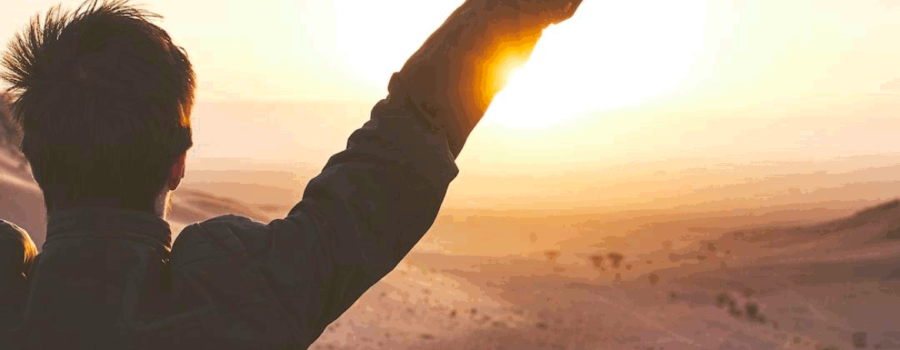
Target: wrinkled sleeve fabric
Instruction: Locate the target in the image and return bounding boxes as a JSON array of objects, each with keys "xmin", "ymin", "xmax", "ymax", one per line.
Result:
[
  {"xmin": 261, "ymin": 95, "xmax": 460, "ymax": 344},
  {"xmin": 169, "ymin": 97, "xmax": 461, "ymax": 347}
]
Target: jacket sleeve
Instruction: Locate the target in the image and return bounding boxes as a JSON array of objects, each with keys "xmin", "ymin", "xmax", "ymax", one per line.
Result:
[
  {"xmin": 267, "ymin": 94, "xmax": 459, "ymax": 343},
  {"xmin": 233, "ymin": 0, "xmax": 583, "ymax": 345}
]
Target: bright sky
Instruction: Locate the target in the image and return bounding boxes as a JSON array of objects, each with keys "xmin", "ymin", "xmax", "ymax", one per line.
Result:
[{"xmin": 2, "ymin": 0, "xmax": 900, "ymax": 172}]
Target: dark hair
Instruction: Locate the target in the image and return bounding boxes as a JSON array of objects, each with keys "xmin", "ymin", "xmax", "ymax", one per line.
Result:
[{"xmin": 1, "ymin": 0, "xmax": 194, "ymax": 212}]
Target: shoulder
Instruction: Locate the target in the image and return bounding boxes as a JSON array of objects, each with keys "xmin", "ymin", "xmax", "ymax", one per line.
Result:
[
  {"xmin": 170, "ymin": 215, "xmax": 269, "ymax": 267},
  {"xmin": 165, "ymin": 215, "xmax": 300, "ymax": 346}
]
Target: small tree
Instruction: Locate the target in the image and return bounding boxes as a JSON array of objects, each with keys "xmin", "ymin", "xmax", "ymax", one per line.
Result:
[
  {"xmin": 852, "ymin": 331, "xmax": 867, "ymax": 349},
  {"xmin": 544, "ymin": 250, "xmax": 560, "ymax": 263},
  {"xmin": 589, "ymin": 254, "xmax": 603, "ymax": 268},
  {"xmin": 607, "ymin": 252, "xmax": 624, "ymax": 268},
  {"xmin": 648, "ymin": 273, "xmax": 660, "ymax": 286},
  {"xmin": 745, "ymin": 302, "xmax": 760, "ymax": 320},
  {"xmin": 715, "ymin": 292, "xmax": 731, "ymax": 308},
  {"xmin": 727, "ymin": 300, "xmax": 741, "ymax": 317}
]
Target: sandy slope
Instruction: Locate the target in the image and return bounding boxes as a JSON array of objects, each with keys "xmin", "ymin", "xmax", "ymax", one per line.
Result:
[{"xmin": 308, "ymin": 201, "xmax": 900, "ymax": 350}]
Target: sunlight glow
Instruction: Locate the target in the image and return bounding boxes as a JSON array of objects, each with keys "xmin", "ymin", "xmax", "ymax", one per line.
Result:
[
  {"xmin": 337, "ymin": 1, "xmax": 708, "ymax": 128},
  {"xmin": 483, "ymin": 1, "xmax": 709, "ymax": 128}
]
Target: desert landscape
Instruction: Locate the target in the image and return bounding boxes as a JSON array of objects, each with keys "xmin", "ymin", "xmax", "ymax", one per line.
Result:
[{"xmin": 3, "ymin": 96, "xmax": 900, "ymax": 350}]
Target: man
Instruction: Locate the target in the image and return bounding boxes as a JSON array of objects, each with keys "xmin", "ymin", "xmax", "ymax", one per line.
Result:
[{"xmin": 0, "ymin": 0, "xmax": 582, "ymax": 348}]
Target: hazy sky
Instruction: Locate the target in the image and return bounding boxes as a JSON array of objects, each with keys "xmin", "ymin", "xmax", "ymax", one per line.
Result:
[{"xmin": 2, "ymin": 0, "xmax": 900, "ymax": 172}]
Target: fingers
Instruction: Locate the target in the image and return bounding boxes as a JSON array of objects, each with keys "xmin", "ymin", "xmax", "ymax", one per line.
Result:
[
  {"xmin": 561, "ymin": 0, "xmax": 584, "ymax": 22},
  {"xmin": 512, "ymin": 0, "xmax": 585, "ymax": 25}
]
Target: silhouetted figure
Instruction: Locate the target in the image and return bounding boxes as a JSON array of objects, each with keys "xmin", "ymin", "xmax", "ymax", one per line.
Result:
[{"xmin": 0, "ymin": 0, "xmax": 582, "ymax": 349}]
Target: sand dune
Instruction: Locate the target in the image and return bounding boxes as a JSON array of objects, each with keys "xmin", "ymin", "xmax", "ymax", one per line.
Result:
[{"xmin": 308, "ymin": 200, "xmax": 900, "ymax": 349}]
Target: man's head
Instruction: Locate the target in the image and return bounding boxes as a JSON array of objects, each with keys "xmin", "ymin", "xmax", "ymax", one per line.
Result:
[{"xmin": 0, "ymin": 0, "xmax": 194, "ymax": 216}]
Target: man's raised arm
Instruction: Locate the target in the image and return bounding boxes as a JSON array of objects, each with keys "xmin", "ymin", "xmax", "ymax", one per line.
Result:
[{"xmin": 177, "ymin": 0, "xmax": 582, "ymax": 346}]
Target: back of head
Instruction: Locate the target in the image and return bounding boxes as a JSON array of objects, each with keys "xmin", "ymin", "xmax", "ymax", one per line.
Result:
[
  {"xmin": 0, "ymin": 0, "xmax": 195, "ymax": 213},
  {"xmin": 0, "ymin": 219, "xmax": 36, "ymax": 330}
]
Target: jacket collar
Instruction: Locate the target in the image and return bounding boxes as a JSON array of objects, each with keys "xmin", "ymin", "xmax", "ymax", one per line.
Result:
[{"xmin": 46, "ymin": 207, "xmax": 172, "ymax": 251}]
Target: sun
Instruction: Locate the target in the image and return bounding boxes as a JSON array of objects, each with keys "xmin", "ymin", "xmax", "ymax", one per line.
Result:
[
  {"xmin": 337, "ymin": 1, "xmax": 708, "ymax": 128},
  {"xmin": 483, "ymin": 1, "xmax": 709, "ymax": 128}
]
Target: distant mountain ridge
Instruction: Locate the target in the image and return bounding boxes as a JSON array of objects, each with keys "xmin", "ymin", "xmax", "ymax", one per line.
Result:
[{"xmin": 0, "ymin": 93, "xmax": 21, "ymax": 152}]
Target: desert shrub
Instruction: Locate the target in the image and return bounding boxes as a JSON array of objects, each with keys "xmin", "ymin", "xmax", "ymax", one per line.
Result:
[
  {"xmin": 853, "ymin": 331, "xmax": 868, "ymax": 348},
  {"xmin": 589, "ymin": 254, "xmax": 603, "ymax": 268},
  {"xmin": 608, "ymin": 252, "xmax": 624, "ymax": 268},
  {"xmin": 648, "ymin": 273, "xmax": 660, "ymax": 286},
  {"xmin": 745, "ymin": 302, "xmax": 760, "ymax": 319},
  {"xmin": 544, "ymin": 250, "xmax": 560, "ymax": 263},
  {"xmin": 715, "ymin": 292, "xmax": 732, "ymax": 308},
  {"xmin": 728, "ymin": 300, "xmax": 741, "ymax": 317}
]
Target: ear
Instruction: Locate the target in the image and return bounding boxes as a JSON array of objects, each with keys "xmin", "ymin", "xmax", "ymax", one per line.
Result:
[{"xmin": 167, "ymin": 152, "xmax": 187, "ymax": 191}]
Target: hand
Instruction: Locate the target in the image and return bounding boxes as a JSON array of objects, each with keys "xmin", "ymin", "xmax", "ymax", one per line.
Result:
[{"xmin": 388, "ymin": 0, "xmax": 584, "ymax": 156}]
